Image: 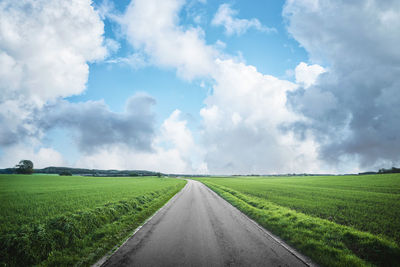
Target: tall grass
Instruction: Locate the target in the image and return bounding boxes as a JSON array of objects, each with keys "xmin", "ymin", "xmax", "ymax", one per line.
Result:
[
  {"xmin": 197, "ymin": 174, "xmax": 400, "ymax": 243},
  {"xmin": 196, "ymin": 175, "xmax": 400, "ymax": 267},
  {"xmin": 0, "ymin": 175, "xmax": 186, "ymax": 266}
]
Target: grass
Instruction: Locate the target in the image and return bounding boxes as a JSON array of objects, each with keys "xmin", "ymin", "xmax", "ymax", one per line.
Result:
[
  {"xmin": 0, "ymin": 174, "xmax": 186, "ymax": 266},
  {"xmin": 195, "ymin": 174, "xmax": 400, "ymax": 267}
]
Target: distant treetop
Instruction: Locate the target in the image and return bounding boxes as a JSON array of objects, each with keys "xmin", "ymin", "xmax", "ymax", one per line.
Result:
[{"xmin": 15, "ymin": 160, "xmax": 34, "ymax": 174}]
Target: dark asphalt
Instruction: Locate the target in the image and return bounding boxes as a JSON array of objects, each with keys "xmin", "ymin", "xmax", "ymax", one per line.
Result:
[{"xmin": 103, "ymin": 180, "xmax": 310, "ymax": 267}]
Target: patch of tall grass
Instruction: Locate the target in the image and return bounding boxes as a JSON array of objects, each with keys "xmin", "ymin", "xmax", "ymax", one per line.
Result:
[
  {"xmin": 0, "ymin": 175, "xmax": 186, "ymax": 266},
  {"xmin": 197, "ymin": 174, "xmax": 400, "ymax": 243},
  {"xmin": 197, "ymin": 175, "xmax": 400, "ymax": 267}
]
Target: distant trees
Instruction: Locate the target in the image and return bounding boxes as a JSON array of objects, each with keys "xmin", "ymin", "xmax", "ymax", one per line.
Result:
[
  {"xmin": 59, "ymin": 171, "xmax": 72, "ymax": 176},
  {"xmin": 378, "ymin": 167, "xmax": 400, "ymax": 174},
  {"xmin": 15, "ymin": 160, "xmax": 34, "ymax": 174}
]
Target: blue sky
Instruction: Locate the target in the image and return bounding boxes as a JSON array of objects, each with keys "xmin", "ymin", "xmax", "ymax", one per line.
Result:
[
  {"xmin": 78, "ymin": 0, "xmax": 308, "ymax": 118},
  {"xmin": 57, "ymin": 0, "xmax": 309, "ymax": 167},
  {"xmin": 65, "ymin": 0, "xmax": 309, "ymax": 154},
  {"xmin": 1, "ymin": 0, "xmax": 399, "ymax": 174}
]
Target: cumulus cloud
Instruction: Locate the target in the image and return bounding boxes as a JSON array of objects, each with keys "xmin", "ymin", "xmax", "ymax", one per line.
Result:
[
  {"xmin": 0, "ymin": 0, "xmax": 108, "ymax": 146},
  {"xmin": 212, "ymin": 4, "xmax": 276, "ymax": 36},
  {"xmin": 119, "ymin": 0, "xmax": 218, "ymax": 80},
  {"xmin": 0, "ymin": 93, "xmax": 208, "ymax": 172},
  {"xmin": 200, "ymin": 59, "xmax": 322, "ymax": 174},
  {"xmin": 0, "ymin": 145, "xmax": 66, "ymax": 169},
  {"xmin": 117, "ymin": 0, "xmax": 324, "ymax": 174},
  {"xmin": 5, "ymin": 0, "xmax": 394, "ymax": 174},
  {"xmin": 75, "ymin": 109, "xmax": 207, "ymax": 174},
  {"xmin": 295, "ymin": 62, "xmax": 325, "ymax": 88},
  {"xmin": 75, "ymin": 143, "xmax": 189, "ymax": 173},
  {"xmin": 0, "ymin": 0, "xmax": 107, "ymax": 105},
  {"xmin": 284, "ymin": 0, "xmax": 400, "ymax": 168},
  {"xmin": 0, "ymin": 0, "xmax": 211, "ymax": 172},
  {"xmin": 39, "ymin": 94, "xmax": 156, "ymax": 153},
  {"xmin": 157, "ymin": 110, "xmax": 207, "ymax": 173},
  {"xmin": 0, "ymin": 93, "xmax": 157, "ymax": 168},
  {"xmin": 0, "ymin": 0, "xmax": 161, "ymax": 170}
]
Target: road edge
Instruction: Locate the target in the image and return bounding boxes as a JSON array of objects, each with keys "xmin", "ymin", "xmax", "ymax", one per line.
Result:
[
  {"xmin": 195, "ymin": 179, "xmax": 317, "ymax": 267},
  {"xmin": 91, "ymin": 179, "xmax": 189, "ymax": 267}
]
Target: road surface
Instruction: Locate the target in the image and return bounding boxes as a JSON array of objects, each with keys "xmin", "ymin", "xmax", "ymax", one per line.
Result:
[{"xmin": 103, "ymin": 180, "xmax": 310, "ymax": 267}]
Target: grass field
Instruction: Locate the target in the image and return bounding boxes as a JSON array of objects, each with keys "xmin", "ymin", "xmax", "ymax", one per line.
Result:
[
  {"xmin": 196, "ymin": 174, "xmax": 400, "ymax": 267},
  {"xmin": 0, "ymin": 174, "xmax": 186, "ymax": 266}
]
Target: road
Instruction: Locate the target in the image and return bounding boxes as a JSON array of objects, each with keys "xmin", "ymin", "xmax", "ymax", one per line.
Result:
[{"xmin": 103, "ymin": 180, "xmax": 311, "ymax": 267}]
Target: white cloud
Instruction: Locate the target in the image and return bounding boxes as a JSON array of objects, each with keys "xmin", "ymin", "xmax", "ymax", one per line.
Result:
[
  {"xmin": 39, "ymin": 94, "xmax": 156, "ymax": 153},
  {"xmin": 157, "ymin": 110, "xmax": 207, "ymax": 173},
  {"xmin": 0, "ymin": 0, "xmax": 108, "ymax": 147},
  {"xmin": 75, "ymin": 144, "xmax": 189, "ymax": 174},
  {"xmin": 158, "ymin": 110, "xmax": 197, "ymax": 157},
  {"xmin": 200, "ymin": 59, "xmax": 324, "ymax": 174},
  {"xmin": 295, "ymin": 62, "xmax": 325, "ymax": 88},
  {"xmin": 0, "ymin": 97, "xmax": 206, "ymax": 173},
  {"xmin": 75, "ymin": 109, "xmax": 208, "ymax": 174},
  {"xmin": 116, "ymin": 0, "xmax": 325, "ymax": 174},
  {"xmin": 104, "ymin": 38, "xmax": 121, "ymax": 54},
  {"xmin": 75, "ymin": 0, "xmax": 400, "ymax": 174},
  {"xmin": 212, "ymin": 4, "xmax": 276, "ymax": 36},
  {"xmin": 105, "ymin": 52, "xmax": 148, "ymax": 68},
  {"xmin": 5, "ymin": 0, "xmax": 393, "ymax": 174},
  {"xmin": 0, "ymin": 145, "xmax": 66, "ymax": 169},
  {"xmin": 284, "ymin": 0, "xmax": 400, "ymax": 169},
  {"xmin": 0, "ymin": 0, "xmax": 107, "ymax": 105},
  {"xmin": 119, "ymin": 0, "xmax": 218, "ymax": 80}
]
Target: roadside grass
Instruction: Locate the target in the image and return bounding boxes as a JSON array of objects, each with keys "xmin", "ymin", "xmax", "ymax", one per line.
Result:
[
  {"xmin": 197, "ymin": 175, "xmax": 400, "ymax": 243},
  {"xmin": 196, "ymin": 175, "xmax": 400, "ymax": 267},
  {"xmin": 0, "ymin": 175, "xmax": 186, "ymax": 266}
]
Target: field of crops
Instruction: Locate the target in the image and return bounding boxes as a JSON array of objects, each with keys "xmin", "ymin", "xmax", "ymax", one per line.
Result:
[
  {"xmin": 0, "ymin": 174, "xmax": 186, "ymax": 266},
  {"xmin": 196, "ymin": 174, "xmax": 400, "ymax": 267}
]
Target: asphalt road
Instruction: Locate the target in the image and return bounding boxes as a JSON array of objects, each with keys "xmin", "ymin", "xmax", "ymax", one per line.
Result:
[{"xmin": 103, "ymin": 180, "xmax": 310, "ymax": 267}]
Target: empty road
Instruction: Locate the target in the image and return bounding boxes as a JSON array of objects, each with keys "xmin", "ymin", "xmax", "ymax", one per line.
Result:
[{"xmin": 103, "ymin": 180, "xmax": 311, "ymax": 267}]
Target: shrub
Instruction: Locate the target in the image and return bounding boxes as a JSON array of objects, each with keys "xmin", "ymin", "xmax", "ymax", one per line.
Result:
[{"xmin": 59, "ymin": 171, "xmax": 72, "ymax": 176}]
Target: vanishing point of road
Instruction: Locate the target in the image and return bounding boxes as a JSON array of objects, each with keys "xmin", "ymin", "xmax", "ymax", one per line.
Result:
[{"xmin": 103, "ymin": 180, "xmax": 312, "ymax": 267}]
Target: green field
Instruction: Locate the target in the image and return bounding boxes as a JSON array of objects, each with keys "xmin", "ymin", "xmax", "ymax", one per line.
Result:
[
  {"xmin": 0, "ymin": 174, "xmax": 186, "ymax": 266},
  {"xmin": 196, "ymin": 174, "xmax": 400, "ymax": 267}
]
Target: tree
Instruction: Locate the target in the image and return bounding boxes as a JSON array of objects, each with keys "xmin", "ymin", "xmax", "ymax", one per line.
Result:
[
  {"xmin": 378, "ymin": 167, "xmax": 400, "ymax": 174},
  {"xmin": 15, "ymin": 160, "xmax": 34, "ymax": 174}
]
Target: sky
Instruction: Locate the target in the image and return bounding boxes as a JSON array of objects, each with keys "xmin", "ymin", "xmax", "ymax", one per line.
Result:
[{"xmin": 1, "ymin": 0, "xmax": 399, "ymax": 174}]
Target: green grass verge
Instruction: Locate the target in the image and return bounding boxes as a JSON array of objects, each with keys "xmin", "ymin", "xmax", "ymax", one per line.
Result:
[
  {"xmin": 0, "ymin": 175, "xmax": 186, "ymax": 266},
  {"xmin": 199, "ymin": 180, "xmax": 400, "ymax": 267},
  {"xmin": 196, "ymin": 174, "xmax": 400, "ymax": 243}
]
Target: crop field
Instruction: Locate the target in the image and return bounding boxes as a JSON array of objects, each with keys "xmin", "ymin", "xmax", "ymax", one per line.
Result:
[
  {"xmin": 0, "ymin": 174, "xmax": 186, "ymax": 266},
  {"xmin": 196, "ymin": 174, "xmax": 400, "ymax": 267}
]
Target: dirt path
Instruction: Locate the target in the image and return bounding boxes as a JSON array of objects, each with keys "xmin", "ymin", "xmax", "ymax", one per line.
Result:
[{"xmin": 102, "ymin": 180, "xmax": 311, "ymax": 266}]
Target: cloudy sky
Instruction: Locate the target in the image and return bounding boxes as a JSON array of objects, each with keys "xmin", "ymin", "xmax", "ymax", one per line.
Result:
[{"xmin": 1, "ymin": 0, "xmax": 399, "ymax": 174}]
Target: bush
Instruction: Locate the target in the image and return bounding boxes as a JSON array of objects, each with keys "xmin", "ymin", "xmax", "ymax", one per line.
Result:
[{"xmin": 59, "ymin": 171, "xmax": 72, "ymax": 176}]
